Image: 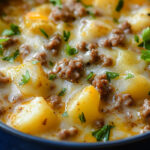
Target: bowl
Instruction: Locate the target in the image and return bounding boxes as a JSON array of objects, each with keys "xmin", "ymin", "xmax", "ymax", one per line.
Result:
[{"xmin": 0, "ymin": 121, "xmax": 150, "ymax": 150}]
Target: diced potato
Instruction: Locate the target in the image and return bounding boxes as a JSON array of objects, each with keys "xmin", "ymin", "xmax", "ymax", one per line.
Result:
[
  {"xmin": 115, "ymin": 49, "xmax": 146, "ymax": 74},
  {"xmin": 82, "ymin": 0, "xmax": 93, "ymax": 5},
  {"xmin": 94, "ymin": 0, "xmax": 122, "ymax": 16},
  {"xmin": 114, "ymin": 74, "xmax": 150, "ymax": 100},
  {"xmin": 127, "ymin": 8, "xmax": 150, "ymax": 33},
  {"xmin": 6, "ymin": 62, "xmax": 51, "ymax": 98},
  {"xmin": 9, "ymin": 97, "xmax": 58, "ymax": 134},
  {"xmin": 79, "ymin": 19, "xmax": 114, "ymax": 41},
  {"xmin": 24, "ymin": 5, "xmax": 55, "ymax": 36},
  {"xmin": 67, "ymin": 86, "xmax": 102, "ymax": 124},
  {"xmin": 94, "ymin": 0, "xmax": 147, "ymax": 17}
]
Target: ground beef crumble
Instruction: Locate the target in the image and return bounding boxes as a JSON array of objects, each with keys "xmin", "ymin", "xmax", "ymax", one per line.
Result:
[
  {"xmin": 92, "ymin": 74, "xmax": 113, "ymax": 100},
  {"xmin": 93, "ymin": 119, "xmax": 104, "ymax": 129},
  {"xmin": 54, "ymin": 58, "xmax": 84, "ymax": 82},
  {"xmin": 58, "ymin": 127, "xmax": 78, "ymax": 140},
  {"xmin": 113, "ymin": 93, "xmax": 134, "ymax": 110},
  {"xmin": 2, "ymin": 37, "xmax": 19, "ymax": 48},
  {"xmin": 77, "ymin": 41, "xmax": 113, "ymax": 66},
  {"xmin": 47, "ymin": 95, "xmax": 62, "ymax": 109},
  {"xmin": 44, "ymin": 34, "xmax": 62, "ymax": 56},
  {"xmin": 142, "ymin": 99, "xmax": 150, "ymax": 118},
  {"xmin": 102, "ymin": 21, "xmax": 132, "ymax": 47},
  {"xmin": 50, "ymin": 0, "xmax": 87, "ymax": 22},
  {"xmin": 34, "ymin": 52, "xmax": 47, "ymax": 65},
  {"xmin": 19, "ymin": 44, "xmax": 31, "ymax": 58}
]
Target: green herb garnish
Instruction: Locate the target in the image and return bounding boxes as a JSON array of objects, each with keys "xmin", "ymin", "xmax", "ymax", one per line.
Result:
[
  {"xmin": 49, "ymin": 61, "xmax": 54, "ymax": 67},
  {"xmin": 66, "ymin": 44, "xmax": 78, "ymax": 56},
  {"xmin": 19, "ymin": 70, "xmax": 30, "ymax": 85},
  {"xmin": 138, "ymin": 27, "xmax": 150, "ymax": 50},
  {"xmin": 142, "ymin": 27, "xmax": 150, "ymax": 41},
  {"xmin": 79, "ymin": 112, "xmax": 86, "ymax": 123},
  {"xmin": 0, "ymin": 38, "xmax": 9, "ymax": 56},
  {"xmin": 0, "ymin": 38, "xmax": 9, "ymax": 43},
  {"xmin": 87, "ymin": 11, "xmax": 96, "ymax": 18},
  {"xmin": 40, "ymin": 28, "xmax": 49, "ymax": 38},
  {"xmin": 32, "ymin": 60, "xmax": 39, "ymax": 64},
  {"xmin": 125, "ymin": 73, "xmax": 134, "ymax": 80},
  {"xmin": 116, "ymin": 0, "xmax": 124, "ymax": 12},
  {"xmin": 2, "ymin": 24, "xmax": 20, "ymax": 36},
  {"xmin": 2, "ymin": 50, "xmax": 19, "ymax": 63},
  {"xmin": 134, "ymin": 35, "xmax": 139, "ymax": 43},
  {"xmin": 86, "ymin": 72, "xmax": 94, "ymax": 81},
  {"xmin": 63, "ymin": 31, "xmax": 70, "ymax": 42},
  {"xmin": 141, "ymin": 50, "xmax": 150, "ymax": 62},
  {"xmin": 58, "ymin": 88, "xmax": 67, "ymax": 96},
  {"xmin": 113, "ymin": 18, "xmax": 119, "ymax": 24},
  {"xmin": 62, "ymin": 111, "xmax": 69, "ymax": 117},
  {"xmin": 49, "ymin": 74, "xmax": 57, "ymax": 80},
  {"xmin": 49, "ymin": 0, "xmax": 62, "ymax": 8},
  {"xmin": 92, "ymin": 125, "xmax": 113, "ymax": 142},
  {"xmin": 106, "ymin": 71, "xmax": 119, "ymax": 82}
]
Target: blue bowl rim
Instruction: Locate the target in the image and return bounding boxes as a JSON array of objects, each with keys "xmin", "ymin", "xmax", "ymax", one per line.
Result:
[{"xmin": 0, "ymin": 122, "xmax": 150, "ymax": 148}]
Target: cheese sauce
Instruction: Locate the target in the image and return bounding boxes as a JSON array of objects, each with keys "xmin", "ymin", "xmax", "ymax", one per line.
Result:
[{"xmin": 0, "ymin": 0, "xmax": 150, "ymax": 143}]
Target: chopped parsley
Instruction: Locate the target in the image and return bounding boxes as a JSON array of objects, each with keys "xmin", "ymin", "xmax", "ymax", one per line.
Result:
[
  {"xmin": 2, "ymin": 50, "xmax": 19, "ymax": 63},
  {"xmin": 79, "ymin": 112, "xmax": 86, "ymax": 123},
  {"xmin": 138, "ymin": 27, "xmax": 150, "ymax": 51},
  {"xmin": 40, "ymin": 28, "xmax": 49, "ymax": 38},
  {"xmin": 87, "ymin": 11, "xmax": 96, "ymax": 18},
  {"xmin": 141, "ymin": 50, "xmax": 150, "ymax": 62},
  {"xmin": 106, "ymin": 71, "xmax": 119, "ymax": 82},
  {"xmin": 19, "ymin": 70, "xmax": 30, "ymax": 86},
  {"xmin": 58, "ymin": 88, "xmax": 67, "ymax": 96},
  {"xmin": 113, "ymin": 18, "xmax": 119, "ymax": 24},
  {"xmin": 86, "ymin": 72, "xmax": 94, "ymax": 81},
  {"xmin": 125, "ymin": 73, "xmax": 134, "ymax": 80},
  {"xmin": 2, "ymin": 24, "xmax": 20, "ymax": 36},
  {"xmin": 63, "ymin": 31, "xmax": 71, "ymax": 42},
  {"xmin": 32, "ymin": 60, "xmax": 39, "ymax": 64},
  {"xmin": 134, "ymin": 35, "xmax": 139, "ymax": 43},
  {"xmin": 92, "ymin": 125, "xmax": 113, "ymax": 142},
  {"xmin": 49, "ymin": 74, "xmax": 57, "ymax": 80},
  {"xmin": 0, "ymin": 38, "xmax": 9, "ymax": 43},
  {"xmin": 116, "ymin": 0, "xmax": 124, "ymax": 12},
  {"xmin": 0, "ymin": 38, "xmax": 9, "ymax": 56},
  {"xmin": 66, "ymin": 44, "xmax": 78, "ymax": 56},
  {"xmin": 142, "ymin": 27, "xmax": 150, "ymax": 41},
  {"xmin": 49, "ymin": 61, "xmax": 54, "ymax": 67},
  {"xmin": 62, "ymin": 111, "xmax": 69, "ymax": 117},
  {"xmin": 49, "ymin": 0, "xmax": 62, "ymax": 8}
]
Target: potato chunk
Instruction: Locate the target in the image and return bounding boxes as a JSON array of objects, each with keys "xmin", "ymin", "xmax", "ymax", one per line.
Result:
[
  {"xmin": 115, "ymin": 49, "xmax": 146, "ymax": 74},
  {"xmin": 127, "ymin": 8, "xmax": 150, "ymax": 33},
  {"xmin": 7, "ymin": 62, "xmax": 51, "ymax": 98},
  {"xmin": 67, "ymin": 86, "xmax": 102, "ymax": 124},
  {"xmin": 9, "ymin": 97, "xmax": 58, "ymax": 134},
  {"xmin": 94, "ymin": 0, "xmax": 119, "ymax": 16},
  {"xmin": 78, "ymin": 19, "xmax": 114, "ymax": 41},
  {"xmin": 24, "ymin": 5, "xmax": 55, "ymax": 36},
  {"xmin": 114, "ymin": 74, "xmax": 150, "ymax": 100}
]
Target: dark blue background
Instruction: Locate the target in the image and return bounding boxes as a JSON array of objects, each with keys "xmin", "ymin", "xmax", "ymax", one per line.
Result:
[{"xmin": 0, "ymin": 129, "xmax": 150, "ymax": 150}]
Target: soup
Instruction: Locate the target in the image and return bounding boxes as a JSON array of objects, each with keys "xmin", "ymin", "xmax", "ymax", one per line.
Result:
[{"xmin": 0, "ymin": 0, "xmax": 150, "ymax": 142}]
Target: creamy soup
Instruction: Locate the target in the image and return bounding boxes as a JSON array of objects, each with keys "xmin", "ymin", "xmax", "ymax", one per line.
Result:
[{"xmin": 0, "ymin": 0, "xmax": 150, "ymax": 143}]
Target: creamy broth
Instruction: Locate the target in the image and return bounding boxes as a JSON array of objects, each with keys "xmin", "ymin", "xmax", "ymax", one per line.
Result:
[{"xmin": 0, "ymin": 0, "xmax": 150, "ymax": 143}]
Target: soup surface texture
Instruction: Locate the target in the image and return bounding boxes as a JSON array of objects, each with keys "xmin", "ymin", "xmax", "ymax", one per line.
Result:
[{"xmin": 0, "ymin": 0, "xmax": 150, "ymax": 143}]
